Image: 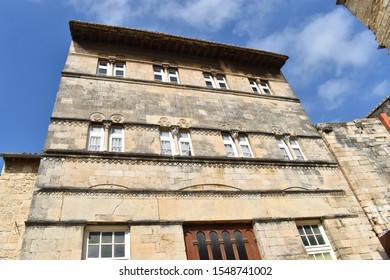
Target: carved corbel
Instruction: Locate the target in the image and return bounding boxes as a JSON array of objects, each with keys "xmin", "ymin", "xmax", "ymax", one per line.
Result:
[{"xmin": 170, "ymin": 125, "xmax": 180, "ymax": 136}]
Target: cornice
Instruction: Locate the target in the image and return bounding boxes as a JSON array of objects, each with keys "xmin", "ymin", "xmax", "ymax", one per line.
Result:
[
  {"xmin": 35, "ymin": 186, "xmax": 346, "ymax": 199},
  {"xmin": 69, "ymin": 20, "xmax": 288, "ymax": 69},
  {"xmin": 41, "ymin": 150, "xmax": 339, "ymax": 170}
]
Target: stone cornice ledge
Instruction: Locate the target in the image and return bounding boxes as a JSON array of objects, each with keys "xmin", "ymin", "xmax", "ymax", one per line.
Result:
[
  {"xmin": 42, "ymin": 149, "xmax": 339, "ymax": 168},
  {"xmin": 35, "ymin": 187, "xmax": 346, "ymax": 198}
]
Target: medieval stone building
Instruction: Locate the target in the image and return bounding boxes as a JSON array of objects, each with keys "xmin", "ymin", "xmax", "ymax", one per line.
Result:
[
  {"xmin": 318, "ymin": 96, "xmax": 390, "ymax": 257},
  {"xmin": 337, "ymin": 0, "xmax": 390, "ymax": 53},
  {"xmin": 0, "ymin": 21, "xmax": 388, "ymax": 260}
]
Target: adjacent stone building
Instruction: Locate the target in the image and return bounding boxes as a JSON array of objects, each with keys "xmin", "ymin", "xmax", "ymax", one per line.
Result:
[
  {"xmin": 1, "ymin": 21, "xmax": 388, "ymax": 260},
  {"xmin": 318, "ymin": 96, "xmax": 390, "ymax": 257},
  {"xmin": 336, "ymin": 0, "xmax": 390, "ymax": 53}
]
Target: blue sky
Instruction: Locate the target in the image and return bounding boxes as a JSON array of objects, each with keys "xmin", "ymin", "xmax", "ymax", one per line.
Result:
[{"xmin": 0, "ymin": 0, "xmax": 389, "ymax": 170}]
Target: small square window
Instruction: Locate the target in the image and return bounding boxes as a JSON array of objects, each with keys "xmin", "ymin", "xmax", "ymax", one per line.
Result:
[{"xmin": 84, "ymin": 226, "xmax": 130, "ymax": 260}]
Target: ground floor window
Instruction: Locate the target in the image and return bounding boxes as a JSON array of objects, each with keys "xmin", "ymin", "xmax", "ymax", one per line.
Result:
[
  {"xmin": 83, "ymin": 226, "xmax": 130, "ymax": 260},
  {"xmin": 184, "ymin": 224, "xmax": 261, "ymax": 260},
  {"xmin": 296, "ymin": 223, "xmax": 336, "ymax": 260}
]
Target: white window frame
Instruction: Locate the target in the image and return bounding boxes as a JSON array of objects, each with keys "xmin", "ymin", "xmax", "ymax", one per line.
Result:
[
  {"xmin": 238, "ymin": 134, "xmax": 253, "ymax": 158},
  {"xmin": 249, "ymin": 79, "xmax": 260, "ymax": 93},
  {"xmin": 88, "ymin": 125, "xmax": 104, "ymax": 151},
  {"xmin": 215, "ymin": 74, "xmax": 228, "ymax": 90},
  {"xmin": 97, "ymin": 59, "xmax": 126, "ymax": 78},
  {"xmin": 296, "ymin": 223, "xmax": 336, "ymax": 260},
  {"xmin": 178, "ymin": 131, "xmax": 193, "ymax": 156},
  {"xmin": 109, "ymin": 126, "xmax": 124, "ymax": 152},
  {"xmin": 97, "ymin": 60, "xmax": 110, "ymax": 76},
  {"xmin": 277, "ymin": 139, "xmax": 293, "ymax": 160},
  {"xmin": 160, "ymin": 130, "xmax": 175, "ymax": 155},
  {"xmin": 259, "ymin": 80, "xmax": 272, "ymax": 95},
  {"xmin": 289, "ymin": 140, "xmax": 305, "ymax": 160},
  {"xmin": 83, "ymin": 226, "xmax": 130, "ymax": 260},
  {"xmin": 203, "ymin": 72, "xmax": 228, "ymax": 89},
  {"xmin": 153, "ymin": 65, "xmax": 180, "ymax": 84},
  {"xmin": 222, "ymin": 132, "xmax": 238, "ymax": 157},
  {"xmin": 113, "ymin": 62, "xmax": 125, "ymax": 77}
]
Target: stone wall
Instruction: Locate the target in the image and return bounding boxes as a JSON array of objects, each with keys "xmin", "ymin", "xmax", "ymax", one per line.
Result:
[
  {"xmin": 318, "ymin": 118, "xmax": 390, "ymax": 238},
  {"xmin": 0, "ymin": 157, "xmax": 39, "ymax": 259},
  {"xmin": 337, "ymin": 0, "xmax": 390, "ymax": 53}
]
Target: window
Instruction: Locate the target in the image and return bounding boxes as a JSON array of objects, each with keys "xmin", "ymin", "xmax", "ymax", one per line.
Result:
[
  {"xmin": 289, "ymin": 140, "xmax": 305, "ymax": 160},
  {"xmin": 297, "ymin": 224, "xmax": 336, "ymax": 260},
  {"xmin": 203, "ymin": 72, "xmax": 228, "ymax": 89},
  {"xmin": 160, "ymin": 130, "xmax": 175, "ymax": 155},
  {"xmin": 277, "ymin": 139, "xmax": 292, "ymax": 160},
  {"xmin": 222, "ymin": 132, "xmax": 238, "ymax": 157},
  {"xmin": 249, "ymin": 79, "xmax": 272, "ymax": 95},
  {"xmin": 88, "ymin": 125, "xmax": 104, "ymax": 151},
  {"xmin": 184, "ymin": 224, "xmax": 261, "ymax": 260},
  {"xmin": 109, "ymin": 126, "xmax": 124, "ymax": 152},
  {"xmin": 84, "ymin": 226, "xmax": 130, "ymax": 260},
  {"xmin": 97, "ymin": 59, "xmax": 126, "ymax": 77},
  {"xmin": 153, "ymin": 65, "xmax": 180, "ymax": 84},
  {"xmin": 238, "ymin": 134, "xmax": 253, "ymax": 158},
  {"xmin": 178, "ymin": 131, "xmax": 193, "ymax": 156}
]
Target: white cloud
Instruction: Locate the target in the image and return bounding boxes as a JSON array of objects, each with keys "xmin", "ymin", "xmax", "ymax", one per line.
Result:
[
  {"xmin": 249, "ymin": 8, "xmax": 377, "ymax": 80},
  {"xmin": 159, "ymin": 0, "xmax": 243, "ymax": 32},
  {"xmin": 371, "ymin": 80, "xmax": 390, "ymax": 97},
  {"xmin": 317, "ymin": 78, "xmax": 354, "ymax": 110}
]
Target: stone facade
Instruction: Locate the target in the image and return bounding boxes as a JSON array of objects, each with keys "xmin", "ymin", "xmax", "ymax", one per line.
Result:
[
  {"xmin": 318, "ymin": 117, "xmax": 390, "ymax": 257},
  {"xmin": 0, "ymin": 155, "xmax": 40, "ymax": 259},
  {"xmin": 1, "ymin": 21, "xmax": 388, "ymax": 260},
  {"xmin": 337, "ymin": 0, "xmax": 390, "ymax": 53}
]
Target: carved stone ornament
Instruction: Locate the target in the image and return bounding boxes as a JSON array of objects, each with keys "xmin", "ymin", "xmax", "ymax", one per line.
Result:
[
  {"xmin": 90, "ymin": 113, "xmax": 105, "ymax": 122},
  {"xmin": 287, "ymin": 128, "xmax": 297, "ymax": 139},
  {"xmin": 110, "ymin": 114, "xmax": 125, "ymax": 123},
  {"xmin": 108, "ymin": 56, "xmax": 117, "ymax": 64},
  {"xmin": 170, "ymin": 125, "xmax": 180, "ymax": 136},
  {"xmin": 230, "ymin": 129, "xmax": 239, "ymax": 140},
  {"xmin": 219, "ymin": 122, "xmax": 230, "ymax": 131},
  {"xmin": 103, "ymin": 121, "xmax": 111, "ymax": 130},
  {"xmin": 158, "ymin": 117, "xmax": 171, "ymax": 127},
  {"xmin": 177, "ymin": 119, "xmax": 191, "ymax": 128},
  {"xmin": 272, "ymin": 126, "xmax": 283, "ymax": 137},
  {"xmin": 234, "ymin": 124, "xmax": 245, "ymax": 131}
]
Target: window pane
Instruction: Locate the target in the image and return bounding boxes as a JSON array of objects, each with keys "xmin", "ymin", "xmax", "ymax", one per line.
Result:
[
  {"xmin": 98, "ymin": 69, "xmax": 107, "ymax": 75},
  {"xmin": 101, "ymin": 232, "xmax": 112, "ymax": 243},
  {"xmin": 205, "ymin": 81, "xmax": 213, "ymax": 88},
  {"xmin": 115, "ymin": 70, "xmax": 124, "ymax": 77},
  {"xmin": 308, "ymin": 235, "xmax": 318, "ymax": 246},
  {"xmin": 210, "ymin": 232, "xmax": 222, "ymax": 260},
  {"xmin": 323, "ymin": 253, "xmax": 332, "ymax": 260},
  {"xmin": 308, "ymin": 254, "xmax": 316, "ymax": 260},
  {"xmin": 316, "ymin": 234, "xmax": 325, "ymax": 245},
  {"xmin": 241, "ymin": 145, "xmax": 252, "ymax": 157},
  {"xmin": 225, "ymin": 144, "xmax": 235, "ymax": 157},
  {"xmin": 114, "ymin": 232, "xmax": 125, "ymax": 243},
  {"xmin": 89, "ymin": 232, "xmax": 100, "ymax": 244},
  {"xmin": 234, "ymin": 231, "xmax": 248, "ymax": 260},
  {"xmin": 161, "ymin": 140, "xmax": 172, "ymax": 155},
  {"xmin": 180, "ymin": 142, "xmax": 191, "ymax": 156},
  {"xmin": 101, "ymin": 245, "xmax": 112, "ymax": 258},
  {"xmin": 88, "ymin": 244, "xmax": 99, "ymax": 258},
  {"xmin": 222, "ymin": 231, "xmax": 235, "ymax": 260},
  {"xmin": 179, "ymin": 132, "xmax": 188, "ymax": 138},
  {"xmin": 300, "ymin": 235, "xmax": 309, "ymax": 246},
  {"xmin": 297, "ymin": 226, "xmax": 304, "ymax": 235},
  {"xmin": 114, "ymin": 244, "xmax": 125, "ymax": 258},
  {"xmin": 196, "ymin": 232, "xmax": 209, "ymax": 260},
  {"xmin": 280, "ymin": 148, "xmax": 290, "ymax": 160},
  {"xmin": 170, "ymin": 76, "xmax": 178, "ymax": 83},
  {"xmin": 304, "ymin": 226, "xmax": 313, "ymax": 234}
]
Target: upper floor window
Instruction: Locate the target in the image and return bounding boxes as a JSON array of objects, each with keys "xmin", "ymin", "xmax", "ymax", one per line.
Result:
[
  {"xmin": 109, "ymin": 126, "xmax": 124, "ymax": 152},
  {"xmin": 222, "ymin": 132, "xmax": 253, "ymax": 158},
  {"xmin": 277, "ymin": 139, "xmax": 293, "ymax": 160},
  {"xmin": 297, "ymin": 224, "xmax": 336, "ymax": 260},
  {"xmin": 88, "ymin": 125, "xmax": 104, "ymax": 151},
  {"xmin": 222, "ymin": 132, "xmax": 238, "ymax": 157},
  {"xmin": 160, "ymin": 128, "xmax": 193, "ymax": 156},
  {"xmin": 97, "ymin": 59, "xmax": 126, "ymax": 78},
  {"xmin": 153, "ymin": 65, "xmax": 179, "ymax": 84},
  {"xmin": 160, "ymin": 130, "xmax": 175, "ymax": 155},
  {"xmin": 178, "ymin": 131, "xmax": 193, "ymax": 156},
  {"xmin": 83, "ymin": 226, "xmax": 130, "ymax": 260},
  {"xmin": 238, "ymin": 134, "xmax": 253, "ymax": 158},
  {"xmin": 203, "ymin": 73, "xmax": 228, "ymax": 89},
  {"xmin": 249, "ymin": 79, "xmax": 272, "ymax": 95},
  {"xmin": 277, "ymin": 139, "xmax": 305, "ymax": 160}
]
